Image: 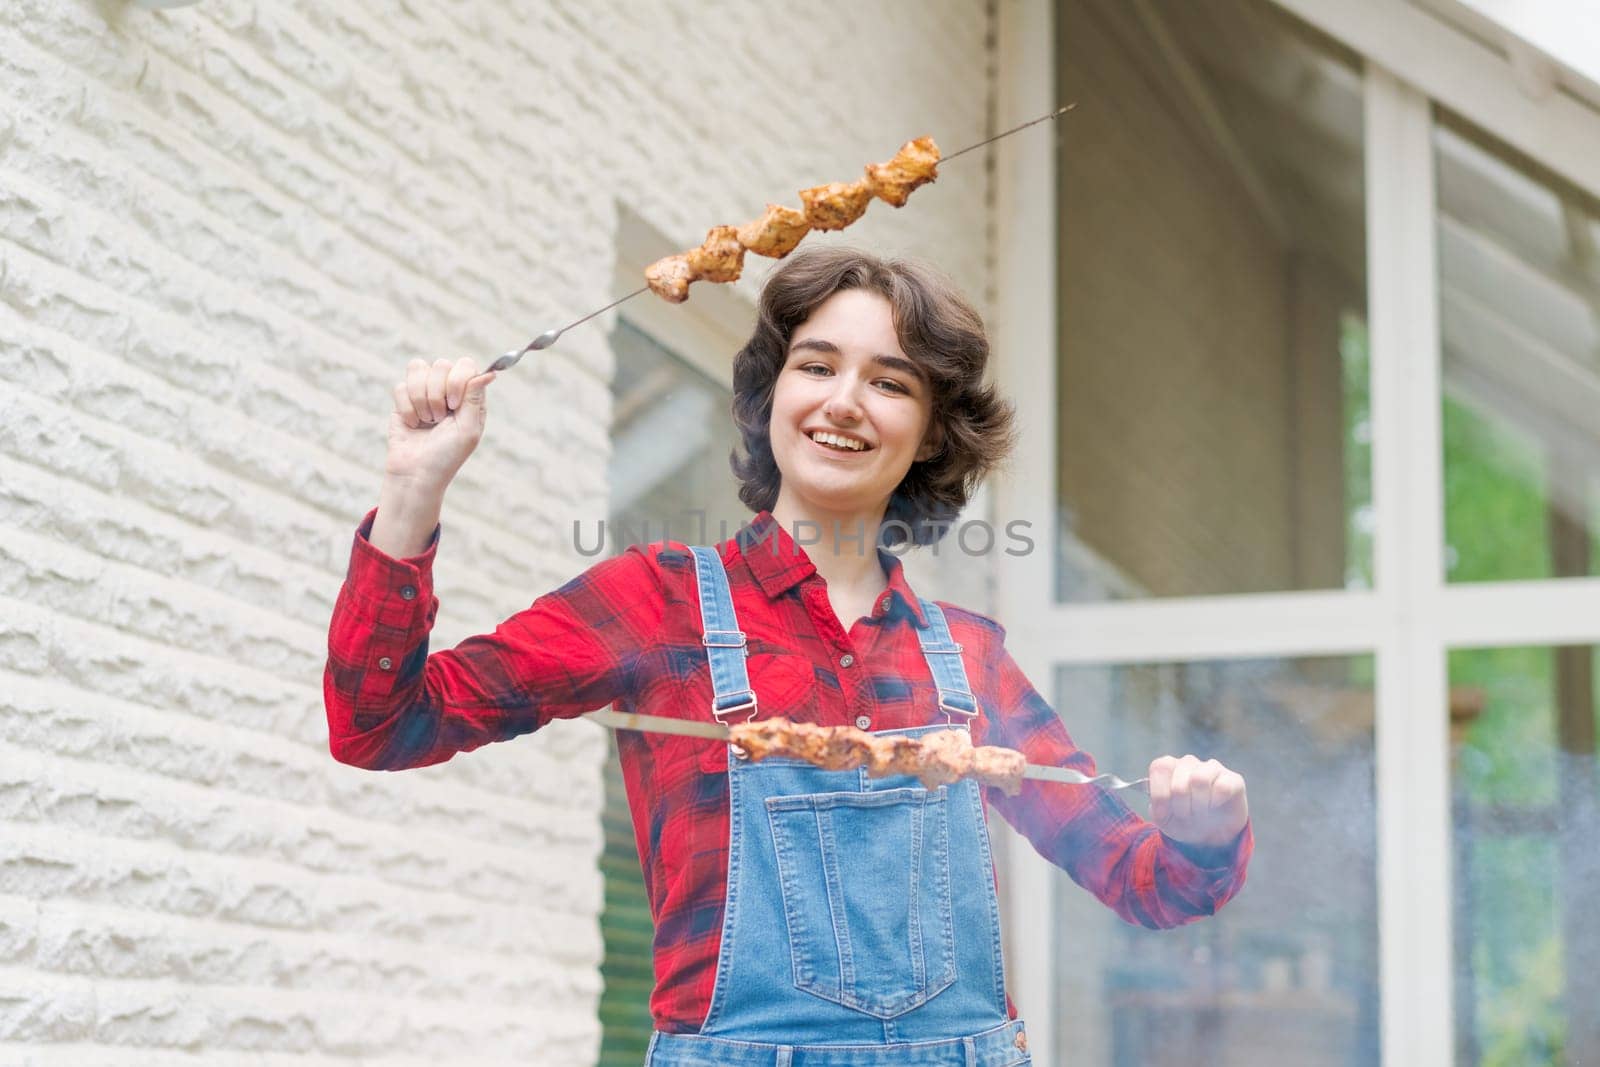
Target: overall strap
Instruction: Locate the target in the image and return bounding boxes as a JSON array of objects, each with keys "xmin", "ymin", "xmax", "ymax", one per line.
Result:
[
  {"xmin": 688, "ymin": 546, "xmax": 758, "ymax": 723},
  {"xmin": 915, "ymin": 599, "xmax": 980, "ymax": 724}
]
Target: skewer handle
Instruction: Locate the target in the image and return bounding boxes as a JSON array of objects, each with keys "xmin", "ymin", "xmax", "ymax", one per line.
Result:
[{"xmin": 590, "ymin": 708, "xmax": 730, "ymax": 740}]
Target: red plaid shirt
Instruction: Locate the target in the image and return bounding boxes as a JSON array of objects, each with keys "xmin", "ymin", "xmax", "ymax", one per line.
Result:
[{"xmin": 324, "ymin": 510, "xmax": 1252, "ymax": 1034}]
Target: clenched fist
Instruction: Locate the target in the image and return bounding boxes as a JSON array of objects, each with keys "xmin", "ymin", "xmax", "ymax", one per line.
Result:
[
  {"xmin": 385, "ymin": 357, "xmax": 498, "ymax": 491},
  {"xmin": 1148, "ymin": 755, "xmax": 1249, "ymax": 849}
]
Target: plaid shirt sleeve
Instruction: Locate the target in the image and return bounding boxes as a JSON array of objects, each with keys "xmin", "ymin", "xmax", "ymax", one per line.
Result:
[
  {"xmin": 323, "ymin": 509, "xmax": 662, "ymax": 770},
  {"xmin": 980, "ymin": 631, "xmax": 1253, "ymax": 929}
]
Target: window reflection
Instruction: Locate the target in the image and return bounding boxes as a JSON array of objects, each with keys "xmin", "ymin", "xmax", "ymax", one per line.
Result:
[
  {"xmin": 1052, "ymin": 656, "xmax": 1379, "ymax": 1065},
  {"xmin": 607, "ymin": 319, "xmax": 746, "ymax": 547},
  {"xmin": 1450, "ymin": 645, "xmax": 1600, "ymax": 1065},
  {"xmin": 1055, "ymin": 0, "xmax": 1370, "ymax": 602},
  {"xmin": 1436, "ymin": 111, "xmax": 1600, "ymax": 584}
]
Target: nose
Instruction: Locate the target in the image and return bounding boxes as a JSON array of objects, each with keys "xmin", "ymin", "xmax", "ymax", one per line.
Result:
[{"xmin": 823, "ymin": 375, "xmax": 864, "ymax": 422}]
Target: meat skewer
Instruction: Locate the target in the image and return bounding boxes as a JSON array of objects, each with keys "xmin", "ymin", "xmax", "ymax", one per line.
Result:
[
  {"xmin": 647, "ymin": 134, "xmax": 946, "ymax": 304},
  {"xmin": 586, "ymin": 708, "xmax": 1148, "ymax": 795},
  {"xmin": 730, "ymin": 718, "xmax": 1026, "ymax": 794},
  {"xmin": 487, "ymin": 105, "xmax": 1076, "ymax": 369},
  {"xmin": 797, "ymin": 178, "xmax": 876, "ymax": 233},
  {"xmin": 862, "ymin": 135, "xmax": 941, "ymax": 207},
  {"xmin": 736, "ymin": 202, "xmax": 811, "ymax": 259}
]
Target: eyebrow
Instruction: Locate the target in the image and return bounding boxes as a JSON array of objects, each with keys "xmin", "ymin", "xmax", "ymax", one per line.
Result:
[{"xmin": 788, "ymin": 338, "xmax": 926, "ymax": 382}]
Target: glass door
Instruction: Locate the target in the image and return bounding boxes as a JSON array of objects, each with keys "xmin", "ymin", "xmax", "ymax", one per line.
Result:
[{"xmin": 996, "ymin": 1, "xmax": 1600, "ymax": 1064}]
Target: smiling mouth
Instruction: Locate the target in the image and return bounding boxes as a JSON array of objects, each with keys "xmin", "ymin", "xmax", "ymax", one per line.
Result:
[{"xmin": 808, "ymin": 430, "xmax": 871, "ymax": 453}]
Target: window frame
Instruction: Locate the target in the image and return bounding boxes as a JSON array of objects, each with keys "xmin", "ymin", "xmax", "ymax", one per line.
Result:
[
  {"xmin": 994, "ymin": 3, "xmax": 1600, "ymax": 1064},
  {"xmin": 594, "ymin": 209, "xmax": 754, "ymax": 1060}
]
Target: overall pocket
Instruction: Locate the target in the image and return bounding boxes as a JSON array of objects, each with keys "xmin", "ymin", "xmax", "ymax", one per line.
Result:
[{"xmin": 765, "ymin": 787, "xmax": 956, "ymax": 1018}]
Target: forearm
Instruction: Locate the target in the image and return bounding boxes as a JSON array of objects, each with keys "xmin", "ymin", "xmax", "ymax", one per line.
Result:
[
  {"xmin": 369, "ymin": 475, "xmax": 446, "ymax": 560},
  {"xmin": 1092, "ymin": 819, "xmax": 1254, "ymax": 929},
  {"xmin": 324, "ymin": 511, "xmax": 666, "ymax": 771},
  {"xmin": 324, "ymin": 507, "xmax": 447, "ymax": 769}
]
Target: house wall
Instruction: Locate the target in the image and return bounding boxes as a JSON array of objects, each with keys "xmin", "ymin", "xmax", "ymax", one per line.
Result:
[{"xmin": 0, "ymin": 1, "xmax": 992, "ymax": 1063}]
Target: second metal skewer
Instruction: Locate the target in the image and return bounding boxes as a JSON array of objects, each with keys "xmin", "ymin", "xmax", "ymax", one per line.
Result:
[{"xmin": 588, "ymin": 708, "xmax": 1149, "ymax": 793}]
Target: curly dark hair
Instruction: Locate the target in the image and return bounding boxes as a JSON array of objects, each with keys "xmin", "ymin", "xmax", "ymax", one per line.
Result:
[{"xmin": 730, "ymin": 246, "xmax": 1016, "ymax": 547}]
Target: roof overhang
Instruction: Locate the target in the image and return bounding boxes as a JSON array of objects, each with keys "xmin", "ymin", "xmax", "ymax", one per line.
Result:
[{"xmin": 1416, "ymin": 0, "xmax": 1600, "ymax": 109}]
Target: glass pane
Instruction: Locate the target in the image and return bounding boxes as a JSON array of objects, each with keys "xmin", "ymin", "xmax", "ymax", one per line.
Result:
[
  {"xmin": 1055, "ymin": 0, "xmax": 1370, "ymax": 601},
  {"xmin": 1051, "ymin": 655, "xmax": 1378, "ymax": 1065},
  {"xmin": 1435, "ymin": 110, "xmax": 1600, "ymax": 584},
  {"xmin": 605, "ymin": 319, "xmax": 746, "ymax": 549},
  {"xmin": 597, "ymin": 321, "xmax": 740, "ymax": 1063},
  {"xmin": 1449, "ymin": 645, "xmax": 1600, "ymax": 1065}
]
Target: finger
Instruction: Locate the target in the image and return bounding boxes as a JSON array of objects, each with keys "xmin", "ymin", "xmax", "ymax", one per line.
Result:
[
  {"xmin": 445, "ymin": 357, "xmax": 478, "ymax": 415},
  {"xmin": 1187, "ymin": 758, "xmax": 1222, "ymax": 816},
  {"xmin": 1212, "ymin": 770, "xmax": 1248, "ymax": 819},
  {"xmin": 1148, "ymin": 756, "xmax": 1177, "ymax": 826},
  {"xmin": 392, "ymin": 381, "xmax": 424, "ymax": 429},
  {"xmin": 465, "ymin": 370, "xmax": 497, "ymax": 405},
  {"xmin": 426, "ymin": 359, "xmax": 452, "ymax": 423},
  {"xmin": 457, "ymin": 371, "xmax": 497, "ymax": 432},
  {"xmin": 405, "ymin": 359, "xmax": 432, "ymax": 424},
  {"xmin": 1169, "ymin": 754, "xmax": 1197, "ymax": 824}
]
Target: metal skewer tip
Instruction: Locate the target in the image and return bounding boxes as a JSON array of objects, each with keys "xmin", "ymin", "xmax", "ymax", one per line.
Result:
[{"xmin": 940, "ymin": 102, "xmax": 1077, "ymax": 164}]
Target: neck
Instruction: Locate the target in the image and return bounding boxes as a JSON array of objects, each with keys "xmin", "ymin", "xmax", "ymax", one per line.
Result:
[{"xmin": 769, "ymin": 493, "xmax": 891, "ymax": 595}]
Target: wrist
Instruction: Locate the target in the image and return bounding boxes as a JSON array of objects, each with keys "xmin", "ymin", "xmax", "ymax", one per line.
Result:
[
  {"xmin": 372, "ymin": 476, "xmax": 446, "ymax": 559},
  {"xmin": 1167, "ymin": 832, "xmax": 1234, "ymax": 868},
  {"xmin": 380, "ymin": 467, "xmax": 450, "ymax": 499}
]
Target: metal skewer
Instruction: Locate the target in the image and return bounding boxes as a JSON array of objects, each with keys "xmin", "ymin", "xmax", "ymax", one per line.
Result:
[
  {"xmin": 487, "ymin": 103, "xmax": 1079, "ymax": 372},
  {"xmin": 588, "ymin": 708, "xmax": 1149, "ymax": 793}
]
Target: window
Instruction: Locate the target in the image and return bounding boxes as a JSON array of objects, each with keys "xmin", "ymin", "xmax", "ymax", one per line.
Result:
[
  {"xmin": 1448, "ymin": 644, "xmax": 1599, "ymax": 1064},
  {"xmin": 1054, "ymin": 0, "xmax": 1370, "ymax": 601},
  {"xmin": 595, "ymin": 319, "xmax": 743, "ymax": 1063},
  {"xmin": 1435, "ymin": 110, "xmax": 1600, "ymax": 586},
  {"xmin": 1052, "ymin": 655, "xmax": 1379, "ymax": 1065}
]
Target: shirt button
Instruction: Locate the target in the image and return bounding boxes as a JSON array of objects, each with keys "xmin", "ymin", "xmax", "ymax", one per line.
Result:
[
  {"xmin": 880, "ymin": 596, "xmax": 890, "ymax": 613},
  {"xmin": 400, "ymin": 585, "xmax": 417, "ymax": 601},
  {"xmin": 839, "ymin": 654, "xmax": 854, "ymax": 668},
  {"xmin": 377, "ymin": 657, "xmax": 393, "ymax": 670},
  {"xmin": 854, "ymin": 715, "xmax": 872, "ymax": 730}
]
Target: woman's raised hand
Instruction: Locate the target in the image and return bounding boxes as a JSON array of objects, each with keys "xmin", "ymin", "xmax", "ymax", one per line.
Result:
[{"xmin": 385, "ymin": 357, "xmax": 498, "ymax": 491}]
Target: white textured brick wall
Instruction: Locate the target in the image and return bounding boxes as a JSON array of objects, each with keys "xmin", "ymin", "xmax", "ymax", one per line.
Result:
[{"xmin": 0, "ymin": 0, "xmax": 994, "ymax": 1062}]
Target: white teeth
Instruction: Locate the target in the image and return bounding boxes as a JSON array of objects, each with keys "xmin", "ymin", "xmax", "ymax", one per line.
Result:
[{"xmin": 810, "ymin": 431, "xmax": 866, "ymax": 452}]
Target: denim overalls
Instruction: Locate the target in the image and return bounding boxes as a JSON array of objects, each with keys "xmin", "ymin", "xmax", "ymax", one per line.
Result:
[{"xmin": 644, "ymin": 547, "xmax": 1031, "ymax": 1067}]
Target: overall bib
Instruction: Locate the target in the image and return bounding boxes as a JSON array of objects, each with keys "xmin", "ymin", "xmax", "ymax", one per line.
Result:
[{"xmin": 644, "ymin": 547, "xmax": 1031, "ymax": 1067}]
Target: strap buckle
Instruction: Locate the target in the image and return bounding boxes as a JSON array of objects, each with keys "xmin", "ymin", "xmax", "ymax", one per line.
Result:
[
  {"xmin": 712, "ymin": 693, "xmax": 759, "ymax": 724},
  {"xmin": 713, "ymin": 694, "xmax": 759, "ymax": 759},
  {"xmin": 938, "ymin": 696, "xmax": 979, "ymax": 724},
  {"xmin": 702, "ymin": 630, "xmax": 748, "ymax": 648}
]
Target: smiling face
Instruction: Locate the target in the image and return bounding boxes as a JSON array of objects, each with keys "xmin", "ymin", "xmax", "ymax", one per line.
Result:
[{"xmin": 768, "ymin": 288, "xmax": 936, "ymax": 526}]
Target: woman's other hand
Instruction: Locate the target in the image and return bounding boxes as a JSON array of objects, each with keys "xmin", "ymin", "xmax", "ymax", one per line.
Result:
[{"xmin": 1148, "ymin": 754, "xmax": 1249, "ymax": 849}]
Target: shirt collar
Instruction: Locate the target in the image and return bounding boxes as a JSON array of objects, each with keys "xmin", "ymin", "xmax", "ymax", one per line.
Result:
[{"xmin": 731, "ymin": 511, "xmax": 929, "ymax": 627}]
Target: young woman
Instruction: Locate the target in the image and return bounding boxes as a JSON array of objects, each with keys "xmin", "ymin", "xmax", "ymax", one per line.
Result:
[{"xmin": 325, "ymin": 247, "xmax": 1253, "ymax": 1065}]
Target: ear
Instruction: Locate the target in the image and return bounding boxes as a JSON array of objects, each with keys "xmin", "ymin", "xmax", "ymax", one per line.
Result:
[{"xmin": 915, "ymin": 426, "xmax": 943, "ymax": 463}]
